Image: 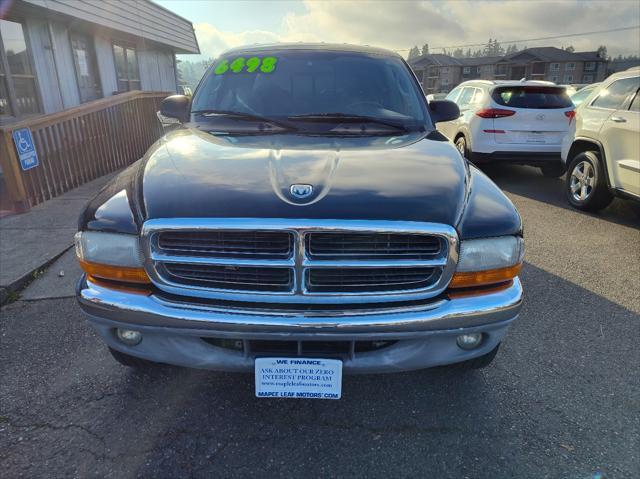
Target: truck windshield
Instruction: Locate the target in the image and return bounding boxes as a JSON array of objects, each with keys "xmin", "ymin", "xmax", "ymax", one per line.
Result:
[{"xmin": 191, "ymin": 50, "xmax": 429, "ymax": 133}]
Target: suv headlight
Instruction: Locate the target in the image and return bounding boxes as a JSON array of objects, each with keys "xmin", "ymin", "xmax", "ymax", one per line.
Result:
[
  {"xmin": 75, "ymin": 231, "xmax": 150, "ymax": 284},
  {"xmin": 449, "ymin": 236, "xmax": 524, "ymax": 289}
]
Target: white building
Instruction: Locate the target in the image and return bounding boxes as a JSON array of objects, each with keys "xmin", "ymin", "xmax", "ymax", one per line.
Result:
[{"xmin": 0, "ymin": 0, "xmax": 199, "ymax": 122}]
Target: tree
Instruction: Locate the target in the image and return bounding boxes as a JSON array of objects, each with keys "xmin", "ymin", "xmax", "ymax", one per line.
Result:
[
  {"xmin": 564, "ymin": 45, "xmax": 575, "ymax": 52},
  {"xmin": 408, "ymin": 46, "xmax": 421, "ymax": 59},
  {"xmin": 482, "ymin": 38, "xmax": 504, "ymax": 56},
  {"xmin": 483, "ymin": 38, "xmax": 494, "ymax": 56},
  {"xmin": 452, "ymin": 48, "xmax": 464, "ymax": 58},
  {"xmin": 421, "ymin": 43, "xmax": 429, "ymax": 56},
  {"xmin": 597, "ymin": 45, "xmax": 608, "ymax": 60},
  {"xmin": 465, "ymin": 48, "xmax": 472, "ymax": 58},
  {"xmin": 492, "ymin": 39, "xmax": 504, "ymax": 56}
]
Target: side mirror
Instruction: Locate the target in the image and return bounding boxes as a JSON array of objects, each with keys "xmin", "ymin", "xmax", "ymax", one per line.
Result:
[
  {"xmin": 160, "ymin": 95, "xmax": 190, "ymax": 123},
  {"xmin": 429, "ymin": 100, "xmax": 460, "ymax": 124}
]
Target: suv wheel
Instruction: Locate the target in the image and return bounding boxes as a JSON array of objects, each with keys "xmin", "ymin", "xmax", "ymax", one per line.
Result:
[
  {"xmin": 540, "ymin": 162, "xmax": 566, "ymax": 178},
  {"xmin": 108, "ymin": 347, "xmax": 159, "ymax": 369},
  {"xmin": 565, "ymin": 151, "xmax": 613, "ymax": 211},
  {"xmin": 455, "ymin": 135, "xmax": 468, "ymax": 158}
]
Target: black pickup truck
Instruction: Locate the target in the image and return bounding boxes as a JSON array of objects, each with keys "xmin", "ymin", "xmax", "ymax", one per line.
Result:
[{"xmin": 76, "ymin": 44, "xmax": 523, "ymax": 399}]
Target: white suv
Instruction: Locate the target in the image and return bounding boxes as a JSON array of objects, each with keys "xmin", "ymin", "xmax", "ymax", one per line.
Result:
[
  {"xmin": 561, "ymin": 68, "xmax": 640, "ymax": 211},
  {"xmin": 437, "ymin": 80, "xmax": 575, "ymax": 177}
]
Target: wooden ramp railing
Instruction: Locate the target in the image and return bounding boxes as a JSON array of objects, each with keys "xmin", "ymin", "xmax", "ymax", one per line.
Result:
[{"xmin": 0, "ymin": 91, "xmax": 169, "ymax": 212}]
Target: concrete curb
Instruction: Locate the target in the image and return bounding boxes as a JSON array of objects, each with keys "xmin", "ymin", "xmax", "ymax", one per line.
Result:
[{"xmin": 0, "ymin": 246, "xmax": 73, "ymax": 306}]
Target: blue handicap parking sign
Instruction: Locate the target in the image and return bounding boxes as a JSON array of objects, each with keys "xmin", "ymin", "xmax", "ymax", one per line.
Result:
[{"xmin": 12, "ymin": 128, "xmax": 39, "ymax": 171}]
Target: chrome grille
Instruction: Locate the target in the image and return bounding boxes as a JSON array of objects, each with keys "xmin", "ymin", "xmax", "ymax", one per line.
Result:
[
  {"xmin": 143, "ymin": 219, "xmax": 458, "ymax": 304},
  {"xmin": 158, "ymin": 231, "xmax": 292, "ymax": 259},
  {"xmin": 306, "ymin": 267, "xmax": 439, "ymax": 293},
  {"xmin": 306, "ymin": 232, "xmax": 441, "ymax": 260}
]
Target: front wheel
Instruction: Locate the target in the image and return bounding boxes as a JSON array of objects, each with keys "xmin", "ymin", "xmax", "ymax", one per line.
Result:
[
  {"xmin": 540, "ymin": 162, "xmax": 566, "ymax": 178},
  {"xmin": 565, "ymin": 151, "xmax": 613, "ymax": 211}
]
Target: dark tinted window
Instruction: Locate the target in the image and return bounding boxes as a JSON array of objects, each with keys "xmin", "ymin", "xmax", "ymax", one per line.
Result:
[
  {"xmin": 591, "ymin": 77, "xmax": 640, "ymax": 110},
  {"xmin": 491, "ymin": 86, "xmax": 572, "ymax": 109},
  {"xmin": 192, "ymin": 50, "xmax": 428, "ymax": 127}
]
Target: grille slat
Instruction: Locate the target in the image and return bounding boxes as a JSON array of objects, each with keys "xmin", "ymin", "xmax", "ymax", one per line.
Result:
[
  {"xmin": 158, "ymin": 231, "xmax": 293, "ymax": 259},
  {"xmin": 307, "ymin": 232, "xmax": 441, "ymax": 260},
  {"xmin": 163, "ymin": 263, "xmax": 293, "ymax": 292},
  {"xmin": 307, "ymin": 267, "xmax": 438, "ymax": 293}
]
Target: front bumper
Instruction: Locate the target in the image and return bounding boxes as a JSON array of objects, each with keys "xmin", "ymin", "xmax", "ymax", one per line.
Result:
[{"xmin": 77, "ymin": 276, "xmax": 523, "ymax": 373}]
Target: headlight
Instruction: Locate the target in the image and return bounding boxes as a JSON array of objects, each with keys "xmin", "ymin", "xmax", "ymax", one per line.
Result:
[
  {"xmin": 449, "ymin": 236, "xmax": 524, "ymax": 289},
  {"xmin": 75, "ymin": 231, "xmax": 150, "ymax": 284}
]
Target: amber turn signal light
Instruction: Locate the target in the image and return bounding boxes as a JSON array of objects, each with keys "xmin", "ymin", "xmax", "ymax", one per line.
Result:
[
  {"xmin": 79, "ymin": 259, "xmax": 151, "ymax": 284},
  {"xmin": 449, "ymin": 263, "xmax": 522, "ymax": 289}
]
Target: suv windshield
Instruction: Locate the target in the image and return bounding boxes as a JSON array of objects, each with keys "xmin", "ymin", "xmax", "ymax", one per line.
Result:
[
  {"xmin": 191, "ymin": 49, "xmax": 429, "ymax": 133},
  {"xmin": 491, "ymin": 86, "xmax": 572, "ymax": 109}
]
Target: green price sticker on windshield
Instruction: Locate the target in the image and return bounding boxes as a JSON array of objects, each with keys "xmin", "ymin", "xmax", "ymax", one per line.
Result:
[{"xmin": 214, "ymin": 56, "xmax": 278, "ymax": 75}]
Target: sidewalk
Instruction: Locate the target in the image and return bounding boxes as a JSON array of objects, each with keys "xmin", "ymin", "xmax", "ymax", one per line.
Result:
[{"xmin": 0, "ymin": 173, "xmax": 116, "ymax": 304}]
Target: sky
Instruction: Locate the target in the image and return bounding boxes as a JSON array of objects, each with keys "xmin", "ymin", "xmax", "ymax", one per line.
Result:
[{"xmin": 155, "ymin": 0, "xmax": 640, "ymax": 61}]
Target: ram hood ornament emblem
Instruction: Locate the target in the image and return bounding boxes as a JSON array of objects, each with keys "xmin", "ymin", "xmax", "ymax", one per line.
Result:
[{"xmin": 290, "ymin": 184, "xmax": 314, "ymax": 199}]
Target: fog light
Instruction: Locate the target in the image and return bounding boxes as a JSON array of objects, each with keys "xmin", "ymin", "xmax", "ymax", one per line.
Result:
[
  {"xmin": 456, "ymin": 333, "xmax": 483, "ymax": 350},
  {"xmin": 116, "ymin": 328, "xmax": 142, "ymax": 346}
]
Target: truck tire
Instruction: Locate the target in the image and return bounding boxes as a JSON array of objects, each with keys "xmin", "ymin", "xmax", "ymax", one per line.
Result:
[
  {"xmin": 450, "ymin": 343, "xmax": 500, "ymax": 370},
  {"xmin": 540, "ymin": 162, "xmax": 566, "ymax": 178},
  {"xmin": 565, "ymin": 151, "xmax": 613, "ymax": 211},
  {"xmin": 108, "ymin": 347, "xmax": 159, "ymax": 369}
]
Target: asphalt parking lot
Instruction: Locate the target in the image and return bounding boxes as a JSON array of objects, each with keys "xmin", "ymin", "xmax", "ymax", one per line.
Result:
[{"xmin": 1, "ymin": 164, "xmax": 639, "ymax": 479}]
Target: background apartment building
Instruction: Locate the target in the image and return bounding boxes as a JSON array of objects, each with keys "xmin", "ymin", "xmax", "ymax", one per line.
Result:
[{"xmin": 409, "ymin": 46, "xmax": 608, "ymax": 94}]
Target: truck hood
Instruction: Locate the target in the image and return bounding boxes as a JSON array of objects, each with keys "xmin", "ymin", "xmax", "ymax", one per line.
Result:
[{"xmin": 141, "ymin": 128, "xmax": 468, "ymax": 225}]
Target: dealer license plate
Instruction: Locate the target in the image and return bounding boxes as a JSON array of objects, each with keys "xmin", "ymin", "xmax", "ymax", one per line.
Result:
[
  {"xmin": 526, "ymin": 132, "xmax": 546, "ymax": 144},
  {"xmin": 255, "ymin": 357, "xmax": 342, "ymax": 400}
]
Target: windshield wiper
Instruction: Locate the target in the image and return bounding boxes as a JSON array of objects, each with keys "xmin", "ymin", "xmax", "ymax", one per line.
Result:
[
  {"xmin": 192, "ymin": 109, "xmax": 297, "ymax": 131},
  {"xmin": 287, "ymin": 113, "xmax": 408, "ymax": 130}
]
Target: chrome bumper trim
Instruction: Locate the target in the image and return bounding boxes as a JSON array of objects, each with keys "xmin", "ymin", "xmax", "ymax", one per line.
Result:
[{"xmin": 77, "ymin": 276, "xmax": 523, "ymax": 337}]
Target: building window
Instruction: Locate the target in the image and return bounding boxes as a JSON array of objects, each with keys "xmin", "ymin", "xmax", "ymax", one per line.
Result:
[
  {"xmin": 441, "ymin": 78, "xmax": 449, "ymax": 86},
  {"xmin": 566, "ymin": 62, "xmax": 575, "ymax": 71},
  {"xmin": 550, "ymin": 63, "xmax": 560, "ymax": 72},
  {"xmin": 484, "ymin": 65, "xmax": 492, "ymax": 72},
  {"xmin": 112, "ymin": 42, "xmax": 141, "ymax": 92},
  {"xmin": 441, "ymin": 67, "xmax": 449, "ymax": 74},
  {"xmin": 564, "ymin": 74, "xmax": 574, "ymax": 83},
  {"xmin": 585, "ymin": 62, "xmax": 596, "ymax": 71},
  {"xmin": 583, "ymin": 74, "xmax": 594, "ymax": 83},
  {"xmin": 476, "ymin": 66, "xmax": 481, "ymax": 74},
  {"xmin": 463, "ymin": 66, "xmax": 471, "ymax": 74},
  {"xmin": 0, "ymin": 19, "xmax": 40, "ymax": 118},
  {"xmin": 550, "ymin": 75, "xmax": 559, "ymax": 83},
  {"xmin": 70, "ymin": 31, "xmax": 102, "ymax": 103},
  {"xmin": 531, "ymin": 62, "xmax": 545, "ymax": 75},
  {"xmin": 495, "ymin": 64, "xmax": 507, "ymax": 75}
]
